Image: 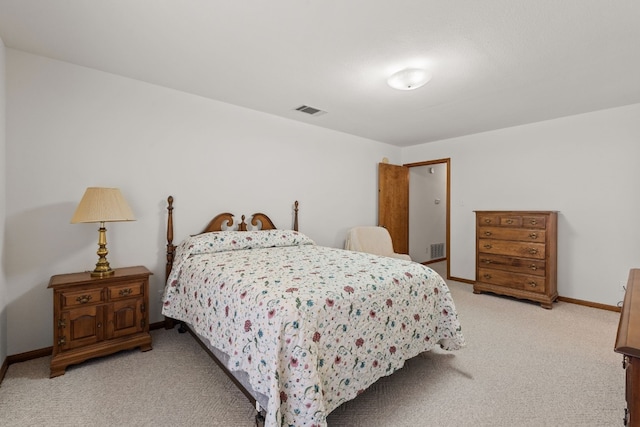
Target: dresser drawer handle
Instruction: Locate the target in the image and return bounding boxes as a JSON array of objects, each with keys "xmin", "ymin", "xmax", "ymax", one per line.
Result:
[
  {"xmin": 529, "ymin": 219, "xmax": 538, "ymax": 225},
  {"xmin": 529, "ymin": 264, "xmax": 538, "ymax": 271},
  {"xmin": 484, "ymin": 231, "xmax": 492, "ymax": 237},
  {"xmin": 529, "ymin": 233, "xmax": 538, "ymax": 239},
  {"xmin": 623, "ymin": 355, "xmax": 628, "ymax": 369},
  {"xmin": 528, "ymin": 248, "xmax": 538, "ymax": 255},
  {"xmin": 484, "ymin": 244, "xmax": 492, "ymax": 249},
  {"xmin": 483, "ymin": 274, "xmax": 492, "ymax": 280},
  {"xmin": 482, "ymin": 259, "xmax": 492, "ymax": 264},
  {"xmin": 76, "ymin": 295, "xmax": 92, "ymax": 304},
  {"xmin": 484, "ymin": 218, "xmax": 491, "ymax": 224},
  {"xmin": 528, "ymin": 281, "xmax": 538, "ymax": 288},
  {"xmin": 506, "ymin": 219, "xmax": 514, "ymax": 224},
  {"xmin": 119, "ymin": 288, "xmax": 133, "ymax": 297}
]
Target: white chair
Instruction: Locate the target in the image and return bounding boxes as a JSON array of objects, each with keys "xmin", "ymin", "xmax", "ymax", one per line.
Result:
[{"xmin": 344, "ymin": 226, "xmax": 412, "ymax": 261}]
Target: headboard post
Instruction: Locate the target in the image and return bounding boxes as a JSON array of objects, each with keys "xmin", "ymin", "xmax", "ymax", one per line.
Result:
[
  {"xmin": 166, "ymin": 196, "xmax": 175, "ymax": 282},
  {"xmin": 294, "ymin": 200, "xmax": 299, "ymax": 232}
]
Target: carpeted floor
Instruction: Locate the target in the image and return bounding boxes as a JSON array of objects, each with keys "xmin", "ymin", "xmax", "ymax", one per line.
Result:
[{"xmin": 0, "ymin": 265, "xmax": 625, "ymax": 426}]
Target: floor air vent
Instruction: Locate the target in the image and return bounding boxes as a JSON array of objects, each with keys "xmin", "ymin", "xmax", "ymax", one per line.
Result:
[
  {"xmin": 430, "ymin": 243, "xmax": 445, "ymax": 259},
  {"xmin": 294, "ymin": 105, "xmax": 327, "ymax": 116}
]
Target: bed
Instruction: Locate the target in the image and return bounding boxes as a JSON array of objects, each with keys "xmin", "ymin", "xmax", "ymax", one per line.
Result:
[{"xmin": 161, "ymin": 197, "xmax": 465, "ymax": 427}]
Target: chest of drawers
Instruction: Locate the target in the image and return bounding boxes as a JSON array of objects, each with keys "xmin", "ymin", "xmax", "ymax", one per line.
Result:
[
  {"xmin": 48, "ymin": 266, "xmax": 153, "ymax": 377},
  {"xmin": 474, "ymin": 211, "xmax": 558, "ymax": 309},
  {"xmin": 615, "ymin": 269, "xmax": 640, "ymax": 426}
]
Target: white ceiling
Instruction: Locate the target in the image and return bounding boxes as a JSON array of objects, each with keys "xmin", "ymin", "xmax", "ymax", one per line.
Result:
[{"xmin": 1, "ymin": 1, "xmax": 639, "ymax": 147}]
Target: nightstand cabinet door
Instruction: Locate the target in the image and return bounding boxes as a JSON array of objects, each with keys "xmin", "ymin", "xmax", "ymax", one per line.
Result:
[
  {"xmin": 108, "ymin": 297, "xmax": 145, "ymax": 338},
  {"xmin": 48, "ymin": 266, "xmax": 153, "ymax": 378},
  {"xmin": 59, "ymin": 305, "xmax": 105, "ymax": 350}
]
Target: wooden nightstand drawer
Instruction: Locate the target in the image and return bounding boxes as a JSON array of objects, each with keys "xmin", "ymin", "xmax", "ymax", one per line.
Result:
[
  {"xmin": 108, "ymin": 281, "xmax": 144, "ymax": 300},
  {"xmin": 61, "ymin": 288, "xmax": 104, "ymax": 308}
]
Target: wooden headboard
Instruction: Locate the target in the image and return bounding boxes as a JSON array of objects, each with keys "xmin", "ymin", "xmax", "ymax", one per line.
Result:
[{"xmin": 165, "ymin": 196, "xmax": 299, "ymax": 281}]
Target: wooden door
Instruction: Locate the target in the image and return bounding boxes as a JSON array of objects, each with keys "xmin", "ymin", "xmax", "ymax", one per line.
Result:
[{"xmin": 378, "ymin": 162, "xmax": 409, "ymax": 254}]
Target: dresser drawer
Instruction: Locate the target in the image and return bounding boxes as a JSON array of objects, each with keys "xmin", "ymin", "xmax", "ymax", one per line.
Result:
[
  {"xmin": 477, "ymin": 253, "xmax": 546, "ymax": 276},
  {"xmin": 522, "ymin": 215, "xmax": 547, "ymax": 229},
  {"xmin": 108, "ymin": 281, "xmax": 145, "ymax": 301},
  {"xmin": 478, "ymin": 214, "xmax": 548, "ymax": 229},
  {"xmin": 478, "ymin": 239, "xmax": 546, "ymax": 259},
  {"xmin": 477, "ymin": 215, "xmax": 500, "ymax": 227},
  {"xmin": 60, "ymin": 288, "xmax": 105, "ymax": 308},
  {"xmin": 479, "ymin": 227, "xmax": 545, "ymax": 243},
  {"xmin": 478, "ymin": 268, "xmax": 547, "ymax": 293}
]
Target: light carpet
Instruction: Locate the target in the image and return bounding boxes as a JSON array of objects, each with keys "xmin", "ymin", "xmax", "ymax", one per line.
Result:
[{"xmin": 0, "ymin": 270, "xmax": 624, "ymax": 426}]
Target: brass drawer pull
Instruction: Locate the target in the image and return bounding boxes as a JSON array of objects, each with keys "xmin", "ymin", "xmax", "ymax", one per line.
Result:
[
  {"xmin": 528, "ymin": 248, "xmax": 538, "ymax": 255},
  {"xmin": 506, "ymin": 219, "xmax": 514, "ymax": 224},
  {"xmin": 484, "ymin": 231, "xmax": 492, "ymax": 237},
  {"xmin": 119, "ymin": 288, "xmax": 133, "ymax": 297},
  {"xmin": 483, "ymin": 274, "xmax": 492, "ymax": 279},
  {"xmin": 484, "ymin": 244, "xmax": 492, "ymax": 249},
  {"xmin": 484, "ymin": 218, "xmax": 491, "ymax": 224},
  {"xmin": 528, "ymin": 281, "xmax": 538, "ymax": 288},
  {"xmin": 530, "ymin": 219, "xmax": 538, "ymax": 225},
  {"xmin": 529, "ymin": 233, "xmax": 538, "ymax": 239},
  {"xmin": 529, "ymin": 264, "xmax": 538, "ymax": 271},
  {"xmin": 58, "ymin": 336, "xmax": 66, "ymax": 345},
  {"xmin": 76, "ymin": 295, "xmax": 92, "ymax": 304},
  {"xmin": 482, "ymin": 259, "xmax": 492, "ymax": 264}
]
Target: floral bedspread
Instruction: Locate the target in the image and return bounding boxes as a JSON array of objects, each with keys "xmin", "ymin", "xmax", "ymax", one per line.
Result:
[{"xmin": 162, "ymin": 230, "xmax": 465, "ymax": 427}]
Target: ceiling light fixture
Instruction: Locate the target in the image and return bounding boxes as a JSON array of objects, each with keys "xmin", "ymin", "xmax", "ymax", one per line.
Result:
[{"xmin": 387, "ymin": 68, "xmax": 432, "ymax": 91}]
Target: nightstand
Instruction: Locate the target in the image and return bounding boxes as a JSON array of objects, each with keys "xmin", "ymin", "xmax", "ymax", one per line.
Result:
[{"xmin": 48, "ymin": 265, "xmax": 153, "ymax": 377}]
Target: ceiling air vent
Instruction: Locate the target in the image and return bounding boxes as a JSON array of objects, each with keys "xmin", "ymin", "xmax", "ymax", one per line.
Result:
[{"xmin": 294, "ymin": 105, "xmax": 327, "ymax": 117}]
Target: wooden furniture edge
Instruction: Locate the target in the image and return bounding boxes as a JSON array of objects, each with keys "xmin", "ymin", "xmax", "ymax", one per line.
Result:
[
  {"xmin": 50, "ymin": 333, "xmax": 152, "ymax": 378},
  {"xmin": 615, "ymin": 269, "xmax": 640, "ymax": 358}
]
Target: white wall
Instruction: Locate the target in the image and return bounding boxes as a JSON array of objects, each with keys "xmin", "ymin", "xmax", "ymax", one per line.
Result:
[
  {"xmin": 0, "ymin": 37, "xmax": 7, "ymax": 364},
  {"xmin": 403, "ymin": 103, "xmax": 640, "ymax": 306},
  {"xmin": 5, "ymin": 49, "xmax": 401, "ymax": 355}
]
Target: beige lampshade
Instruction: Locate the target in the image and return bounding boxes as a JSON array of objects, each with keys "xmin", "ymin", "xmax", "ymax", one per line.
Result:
[{"xmin": 71, "ymin": 187, "xmax": 136, "ymax": 223}]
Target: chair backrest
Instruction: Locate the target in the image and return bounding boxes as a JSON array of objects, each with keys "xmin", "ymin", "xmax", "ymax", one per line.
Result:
[{"xmin": 345, "ymin": 226, "xmax": 395, "ymax": 256}]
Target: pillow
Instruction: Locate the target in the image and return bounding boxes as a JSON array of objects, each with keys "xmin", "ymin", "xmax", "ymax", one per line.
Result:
[{"xmin": 175, "ymin": 229, "xmax": 315, "ymax": 262}]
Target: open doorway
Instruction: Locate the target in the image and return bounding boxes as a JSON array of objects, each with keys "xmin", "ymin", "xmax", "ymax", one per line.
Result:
[
  {"xmin": 378, "ymin": 158, "xmax": 450, "ymax": 278},
  {"xmin": 405, "ymin": 159, "xmax": 450, "ymax": 277}
]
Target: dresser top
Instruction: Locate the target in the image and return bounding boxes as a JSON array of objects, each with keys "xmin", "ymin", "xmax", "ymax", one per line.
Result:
[
  {"xmin": 474, "ymin": 210, "xmax": 558, "ymax": 214},
  {"xmin": 48, "ymin": 265, "xmax": 151, "ymax": 288},
  {"xmin": 615, "ymin": 269, "xmax": 640, "ymax": 358}
]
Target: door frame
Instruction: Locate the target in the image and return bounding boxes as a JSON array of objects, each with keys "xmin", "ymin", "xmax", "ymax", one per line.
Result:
[{"xmin": 404, "ymin": 158, "xmax": 451, "ymax": 279}]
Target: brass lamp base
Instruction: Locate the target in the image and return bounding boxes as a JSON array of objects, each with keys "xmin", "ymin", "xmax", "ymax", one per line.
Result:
[
  {"xmin": 91, "ymin": 223, "xmax": 115, "ymax": 278},
  {"xmin": 91, "ymin": 266, "xmax": 115, "ymax": 278}
]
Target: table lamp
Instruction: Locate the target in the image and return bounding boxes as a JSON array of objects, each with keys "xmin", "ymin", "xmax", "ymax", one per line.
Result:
[{"xmin": 71, "ymin": 187, "xmax": 136, "ymax": 277}]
